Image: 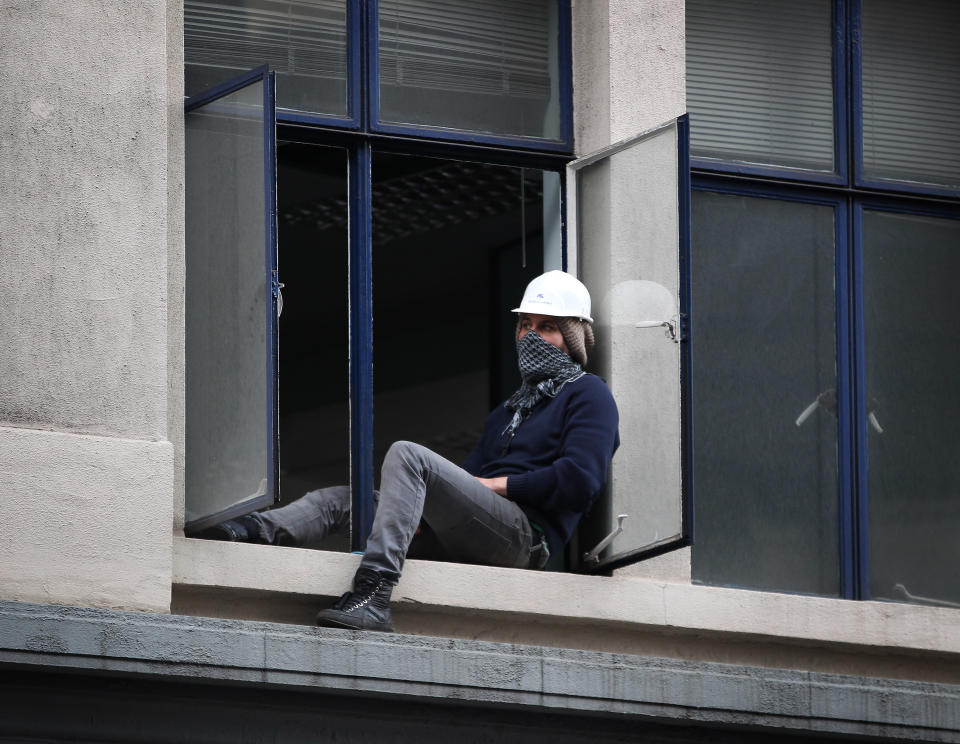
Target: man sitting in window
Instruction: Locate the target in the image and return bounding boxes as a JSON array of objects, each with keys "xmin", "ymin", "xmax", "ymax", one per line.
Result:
[{"xmin": 204, "ymin": 271, "xmax": 619, "ymax": 632}]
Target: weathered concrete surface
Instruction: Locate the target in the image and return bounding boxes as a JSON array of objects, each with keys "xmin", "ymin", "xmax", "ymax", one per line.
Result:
[
  {"xmin": 166, "ymin": 0, "xmax": 186, "ymax": 532},
  {"xmin": 172, "ymin": 538, "xmax": 960, "ymax": 684},
  {"xmin": 0, "ymin": 0, "xmax": 169, "ymax": 439},
  {"xmin": 573, "ymin": 0, "xmax": 686, "ymax": 153},
  {"xmin": 2, "ymin": 600, "xmax": 959, "ymax": 741},
  {"xmin": 617, "ymin": 545, "xmax": 692, "ymax": 582},
  {"xmin": 0, "ymin": 427, "xmax": 173, "ymax": 612},
  {"xmin": 0, "ymin": 1, "xmax": 175, "ymax": 611}
]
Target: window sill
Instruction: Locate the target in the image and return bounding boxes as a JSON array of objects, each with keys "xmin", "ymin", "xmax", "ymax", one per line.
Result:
[{"xmin": 172, "ymin": 537, "xmax": 960, "ymax": 684}]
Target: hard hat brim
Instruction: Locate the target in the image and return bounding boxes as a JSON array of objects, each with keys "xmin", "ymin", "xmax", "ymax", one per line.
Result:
[{"xmin": 511, "ymin": 306, "xmax": 593, "ymax": 323}]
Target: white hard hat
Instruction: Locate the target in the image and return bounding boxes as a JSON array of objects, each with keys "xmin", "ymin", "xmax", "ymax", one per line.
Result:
[{"xmin": 512, "ymin": 270, "xmax": 593, "ymax": 323}]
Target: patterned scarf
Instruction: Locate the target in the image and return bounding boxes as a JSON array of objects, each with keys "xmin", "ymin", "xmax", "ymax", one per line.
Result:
[{"xmin": 502, "ymin": 330, "xmax": 585, "ymax": 451}]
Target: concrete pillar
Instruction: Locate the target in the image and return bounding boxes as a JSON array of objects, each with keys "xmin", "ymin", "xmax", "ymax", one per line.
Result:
[{"xmin": 0, "ymin": 0, "xmax": 175, "ymax": 612}]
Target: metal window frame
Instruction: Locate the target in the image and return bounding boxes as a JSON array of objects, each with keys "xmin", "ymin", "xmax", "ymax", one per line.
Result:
[
  {"xmin": 689, "ymin": 177, "xmax": 853, "ymax": 598},
  {"xmin": 566, "ymin": 115, "xmax": 693, "ymax": 572},
  {"xmin": 366, "ymin": 0, "xmax": 573, "ymax": 153},
  {"xmin": 345, "ymin": 141, "xmax": 569, "ymax": 550},
  {"xmin": 850, "ymin": 0, "xmax": 960, "ymax": 198},
  {"xmin": 183, "ymin": 66, "xmax": 280, "ymax": 534},
  {"xmin": 688, "ymin": 0, "xmax": 959, "ymax": 602},
  {"xmin": 274, "ymin": 0, "xmax": 363, "ymax": 130},
  {"xmin": 689, "ymin": 0, "xmax": 849, "ymax": 188},
  {"xmin": 851, "ymin": 198, "xmax": 960, "ymax": 600},
  {"xmin": 180, "ymin": 3, "xmax": 584, "ymax": 559}
]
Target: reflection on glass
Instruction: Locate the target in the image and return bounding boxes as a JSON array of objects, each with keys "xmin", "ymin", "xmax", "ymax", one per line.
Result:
[
  {"xmin": 275, "ymin": 144, "xmax": 349, "ymax": 551},
  {"xmin": 861, "ymin": 0, "xmax": 960, "ymax": 189},
  {"xmin": 686, "ymin": 0, "xmax": 834, "ymax": 171},
  {"xmin": 185, "ymin": 80, "xmax": 270, "ymax": 528},
  {"xmin": 378, "ymin": 0, "xmax": 560, "ymax": 140},
  {"xmin": 690, "ymin": 191, "xmax": 840, "ymax": 596},
  {"xmin": 370, "ymin": 155, "xmax": 559, "ymax": 485},
  {"xmin": 864, "ymin": 211, "xmax": 960, "ymax": 607},
  {"xmin": 185, "ymin": 0, "xmax": 348, "ymax": 116}
]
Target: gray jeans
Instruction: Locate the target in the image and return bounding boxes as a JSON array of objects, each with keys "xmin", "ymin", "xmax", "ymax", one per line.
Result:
[{"xmin": 253, "ymin": 441, "xmax": 537, "ymax": 581}]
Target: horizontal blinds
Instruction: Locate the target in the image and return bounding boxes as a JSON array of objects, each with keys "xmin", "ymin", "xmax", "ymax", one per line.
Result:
[
  {"xmin": 686, "ymin": 0, "xmax": 834, "ymax": 172},
  {"xmin": 184, "ymin": 1, "xmax": 346, "ymax": 82},
  {"xmin": 378, "ymin": 0, "xmax": 552, "ymax": 99},
  {"xmin": 862, "ymin": 0, "xmax": 960, "ymax": 189}
]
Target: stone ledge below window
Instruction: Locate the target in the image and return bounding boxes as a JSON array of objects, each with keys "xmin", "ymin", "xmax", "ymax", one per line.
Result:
[
  {"xmin": 172, "ymin": 537, "xmax": 960, "ymax": 685},
  {"xmin": 4, "ymin": 599, "xmax": 960, "ymax": 741}
]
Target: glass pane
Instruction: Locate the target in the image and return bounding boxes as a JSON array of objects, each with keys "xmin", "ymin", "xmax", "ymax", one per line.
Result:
[
  {"xmin": 574, "ymin": 122, "xmax": 684, "ymax": 568},
  {"xmin": 378, "ymin": 0, "xmax": 560, "ymax": 140},
  {"xmin": 185, "ymin": 0, "xmax": 348, "ymax": 117},
  {"xmin": 861, "ymin": 0, "xmax": 960, "ymax": 189},
  {"xmin": 690, "ymin": 192, "xmax": 839, "ymax": 596},
  {"xmin": 864, "ymin": 210, "xmax": 960, "ymax": 606},
  {"xmin": 275, "ymin": 143, "xmax": 350, "ymax": 550},
  {"xmin": 370, "ymin": 154, "xmax": 559, "ymax": 555},
  {"xmin": 185, "ymin": 79, "xmax": 271, "ymax": 528},
  {"xmin": 686, "ymin": 0, "xmax": 834, "ymax": 172}
]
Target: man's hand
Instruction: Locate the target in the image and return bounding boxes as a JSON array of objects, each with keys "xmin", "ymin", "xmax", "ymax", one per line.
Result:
[{"xmin": 474, "ymin": 476, "xmax": 508, "ymax": 497}]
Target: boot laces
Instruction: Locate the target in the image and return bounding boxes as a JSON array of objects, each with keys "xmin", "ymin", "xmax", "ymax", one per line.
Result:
[{"xmin": 332, "ymin": 575, "xmax": 384, "ymax": 612}]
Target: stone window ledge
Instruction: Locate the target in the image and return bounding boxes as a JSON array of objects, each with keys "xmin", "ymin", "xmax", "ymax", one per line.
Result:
[{"xmin": 172, "ymin": 537, "xmax": 960, "ymax": 683}]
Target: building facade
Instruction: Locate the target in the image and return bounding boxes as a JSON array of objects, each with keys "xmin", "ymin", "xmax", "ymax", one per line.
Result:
[{"xmin": 1, "ymin": 1, "xmax": 958, "ymax": 741}]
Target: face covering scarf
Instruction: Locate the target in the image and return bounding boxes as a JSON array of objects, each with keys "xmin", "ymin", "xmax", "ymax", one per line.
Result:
[{"xmin": 502, "ymin": 329, "xmax": 585, "ymax": 452}]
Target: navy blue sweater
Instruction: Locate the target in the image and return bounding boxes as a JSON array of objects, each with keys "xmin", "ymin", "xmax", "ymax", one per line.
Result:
[{"xmin": 461, "ymin": 374, "xmax": 620, "ymax": 559}]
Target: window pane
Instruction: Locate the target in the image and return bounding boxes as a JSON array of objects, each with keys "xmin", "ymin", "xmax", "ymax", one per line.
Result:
[
  {"xmin": 370, "ymin": 155, "xmax": 559, "ymax": 557},
  {"xmin": 690, "ymin": 192, "xmax": 839, "ymax": 596},
  {"xmin": 185, "ymin": 0, "xmax": 348, "ymax": 117},
  {"xmin": 861, "ymin": 0, "xmax": 960, "ymax": 189},
  {"xmin": 864, "ymin": 211, "xmax": 960, "ymax": 606},
  {"xmin": 185, "ymin": 79, "xmax": 271, "ymax": 528},
  {"xmin": 686, "ymin": 0, "xmax": 834, "ymax": 172},
  {"xmin": 378, "ymin": 0, "xmax": 560, "ymax": 140},
  {"xmin": 276, "ymin": 143, "xmax": 350, "ymax": 550},
  {"xmin": 574, "ymin": 121, "xmax": 684, "ymax": 568}
]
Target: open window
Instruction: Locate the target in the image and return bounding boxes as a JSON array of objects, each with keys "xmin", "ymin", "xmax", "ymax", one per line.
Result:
[
  {"xmin": 183, "ymin": 68, "xmax": 566, "ymax": 547},
  {"xmin": 567, "ymin": 115, "xmax": 691, "ymax": 572},
  {"xmin": 184, "ymin": 68, "xmax": 279, "ymax": 533}
]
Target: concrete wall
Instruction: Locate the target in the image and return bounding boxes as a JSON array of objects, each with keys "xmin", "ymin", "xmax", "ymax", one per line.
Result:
[
  {"xmin": 5, "ymin": 601, "xmax": 960, "ymax": 742},
  {"xmin": 167, "ymin": 0, "xmax": 186, "ymax": 533},
  {"xmin": 573, "ymin": 0, "xmax": 686, "ymax": 153},
  {"xmin": 0, "ymin": 0, "xmax": 174, "ymax": 612}
]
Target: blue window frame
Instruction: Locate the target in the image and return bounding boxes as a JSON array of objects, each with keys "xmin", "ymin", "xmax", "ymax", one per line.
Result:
[
  {"xmin": 184, "ymin": 2, "xmax": 575, "ymax": 554},
  {"xmin": 368, "ymin": 0, "xmax": 573, "ymax": 150},
  {"xmin": 183, "ymin": 67, "xmax": 279, "ymax": 534},
  {"xmin": 687, "ymin": 0, "xmax": 960, "ymax": 604},
  {"xmin": 185, "ymin": 0, "xmax": 573, "ymax": 150},
  {"xmin": 566, "ymin": 116, "xmax": 692, "ymax": 572}
]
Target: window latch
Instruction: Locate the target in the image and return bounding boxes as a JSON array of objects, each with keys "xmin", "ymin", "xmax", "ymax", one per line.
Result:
[
  {"xmin": 583, "ymin": 514, "xmax": 628, "ymax": 565},
  {"xmin": 636, "ymin": 314, "xmax": 683, "ymax": 343}
]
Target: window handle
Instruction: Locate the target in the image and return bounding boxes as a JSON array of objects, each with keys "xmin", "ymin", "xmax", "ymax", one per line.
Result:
[
  {"xmin": 273, "ymin": 280, "xmax": 285, "ymax": 318},
  {"xmin": 583, "ymin": 514, "xmax": 628, "ymax": 565}
]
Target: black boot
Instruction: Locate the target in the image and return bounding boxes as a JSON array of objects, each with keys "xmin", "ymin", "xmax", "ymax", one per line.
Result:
[
  {"xmin": 315, "ymin": 568, "xmax": 395, "ymax": 632},
  {"xmin": 195, "ymin": 514, "xmax": 264, "ymax": 543}
]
